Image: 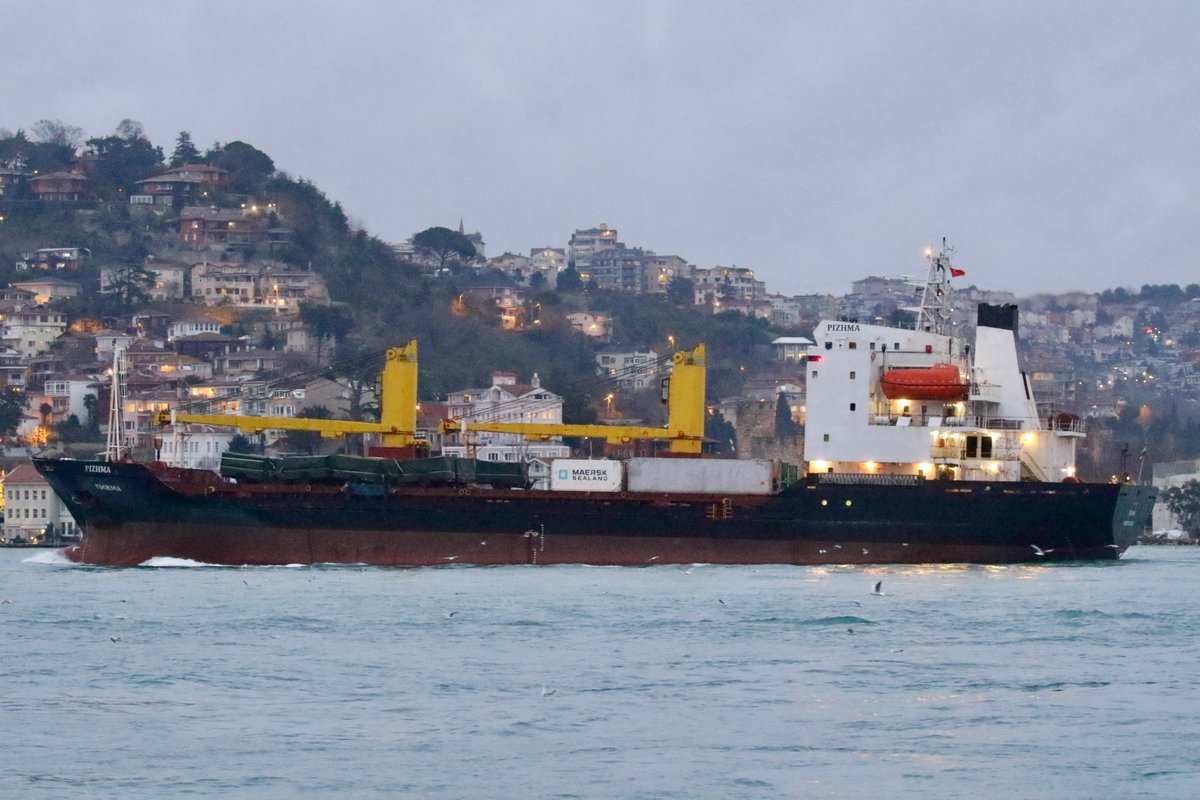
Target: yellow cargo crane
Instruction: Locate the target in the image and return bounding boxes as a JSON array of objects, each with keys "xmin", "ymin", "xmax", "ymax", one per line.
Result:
[
  {"xmin": 156, "ymin": 341, "xmax": 420, "ymax": 447},
  {"xmin": 439, "ymin": 344, "xmax": 708, "ymax": 454}
]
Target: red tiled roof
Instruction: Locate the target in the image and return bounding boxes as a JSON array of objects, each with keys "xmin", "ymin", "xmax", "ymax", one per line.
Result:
[{"xmin": 3, "ymin": 463, "xmax": 47, "ymax": 485}]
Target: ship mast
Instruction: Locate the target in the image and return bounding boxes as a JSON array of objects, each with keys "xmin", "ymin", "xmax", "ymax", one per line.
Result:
[
  {"xmin": 914, "ymin": 238, "xmax": 956, "ymax": 336},
  {"xmin": 104, "ymin": 346, "xmax": 129, "ymax": 462}
]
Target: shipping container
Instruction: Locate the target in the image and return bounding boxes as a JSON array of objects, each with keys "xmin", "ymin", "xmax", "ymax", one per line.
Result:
[
  {"xmin": 626, "ymin": 458, "xmax": 776, "ymax": 495},
  {"xmin": 549, "ymin": 459, "xmax": 624, "ymax": 492}
]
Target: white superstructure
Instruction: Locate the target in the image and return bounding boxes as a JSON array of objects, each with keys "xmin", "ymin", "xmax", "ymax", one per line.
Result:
[{"xmin": 804, "ymin": 243, "xmax": 1082, "ymax": 483}]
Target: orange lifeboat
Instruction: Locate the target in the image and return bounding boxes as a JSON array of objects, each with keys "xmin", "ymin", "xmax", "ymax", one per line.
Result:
[{"xmin": 880, "ymin": 363, "xmax": 968, "ymax": 401}]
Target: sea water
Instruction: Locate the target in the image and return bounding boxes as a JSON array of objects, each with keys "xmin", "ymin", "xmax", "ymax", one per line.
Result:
[{"xmin": 1, "ymin": 547, "xmax": 1197, "ymax": 799}]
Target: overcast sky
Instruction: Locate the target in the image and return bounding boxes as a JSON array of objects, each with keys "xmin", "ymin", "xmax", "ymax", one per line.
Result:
[{"xmin": 5, "ymin": 1, "xmax": 1197, "ymax": 297}]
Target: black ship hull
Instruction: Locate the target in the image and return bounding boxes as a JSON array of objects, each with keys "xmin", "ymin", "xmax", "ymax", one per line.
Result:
[{"xmin": 34, "ymin": 458, "xmax": 1155, "ymax": 567}]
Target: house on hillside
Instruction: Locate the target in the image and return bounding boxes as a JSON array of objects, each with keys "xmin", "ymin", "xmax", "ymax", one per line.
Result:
[
  {"xmin": 462, "ymin": 286, "xmax": 526, "ymax": 330},
  {"xmin": 214, "ymin": 348, "xmax": 287, "ymax": 377},
  {"xmin": 0, "ymin": 346, "xmax": 26, "ymax": 390},
  {"xmin": 0, "ymin": 287, "xmax": 37, "ymax": 305},
  {"xmin": 138, "ymin": 258, "xmax": 192, "ymax": 300},
  {"xmin": 133, "ymin": 164, "xmax": 229, "ymax": 207},
  {"xmin": 595, "ymin": 347, "xmax": 661, "ymax": 389},
  {"xmin": 16, "ymin": 247, "xmax": 89, "ymax": 271},
  {"xmin": 644, "ymin": 254, "xmax": 692, "ymax": 295},
  {"xmin": 0, "ymin": 167, "xmax": 24, "ymax": 196},
  {"xmin": 10, "ymin": 278, "xmax": 83, "ymax": 305},
  {"xmin": 1, "ymin": 308, "xmax": 68, "ymax": 358},
  {"xmin": 2, "ymin": 463, "xmax": 78, "ymax": 544},
  {"xmin": 173, "ymin": 332, "xmax": 243, "ymax": 363},
  {"xmin": 42, "ymin": 374, "xmax": 102, "ymax": 425},
  {"xmin": 178, "ymin": 206, "xmax": 264, "ymax": 250},
  {"xmin": 771, "ymin": 336, "xmax": 815, "ymax": 363},
  {"xmin": 192, "ymin": 262, "xmax": 257, "ymax": 304},
  {"xmin": 27, "ymin": 171, "xmax": 87, "ymax": 202},
  {"xmin": 256, "ymin": 269, "xmax": 329, "ymax": 310},
  {"xmin": 566, "ymin": 311, "xmax": 612, "ymax": 342},
  {"xmin": 168, "ymin": 317, "xmax": 223, "ymax": 342},
  {"xmin": 158, "ymin": 424, "xmax": 237, "ymax": 471},
  {"xmin": 443, "ymin": 371, "xmax": 569, "ymax": 462}
]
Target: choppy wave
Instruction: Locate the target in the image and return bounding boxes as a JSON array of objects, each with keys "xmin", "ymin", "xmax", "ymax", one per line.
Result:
[
  {"xmin": 3, "ymin": 545, "xmax": 1198, "ymax": 800},
  {"xmin": 20, "ymin": 549, "xmax": 73, "ymax": 565},
  {"xmin": 138, "ymin": 556, "xmax": 223, "ymax": 568}
]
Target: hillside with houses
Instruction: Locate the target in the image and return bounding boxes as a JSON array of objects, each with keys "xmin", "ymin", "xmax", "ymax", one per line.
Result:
[{"xmin": 2, "ymin": 119, "xmax": 1200, "ymax": 542}]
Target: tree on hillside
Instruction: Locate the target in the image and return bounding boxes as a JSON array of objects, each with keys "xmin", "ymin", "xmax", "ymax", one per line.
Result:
[
  {"xmin": 227, "ymin": 433, "xmax": 257, "ymax": 455},
  {"xmin": 85, "ymin": 121, "xmax": 164, "ymax": 197},
  {"xmin": 1, "ymin": 128, "xmax": 76, "ymax": 174},
  {"xmin": 170, "ymin": 131, "xmax": 201, "ymax": 166},
  {"xmin": 329, "ymin": 341, "xmax": 383, "ymax": 422},
  {"xmin": 105, "ymin": 261, "xmax": 156, "ymax": 312},
  {"xmin": 413, "ymin": 227, "xmax": 476, "ymax": 271},
  {"xmin": 83, "ymin": 393, "xmax": 99, "ymax": 432},
  {"xmin": 265, "ymin": 176, "xmax": 349, "ymax": 258},
  {"xmin": 208, "ymin": 141, "xmax": 275, "ymax": 194},
  {"xmin": 1162, "ymin": 480, "xmax": 1200, "ymax": 536},
  {"xmin": 775, "ymin": 391, "xmax": 799, "ymax": 437},
  {"xmin": 300, "ymin": 303, "xmax": 354, "ymax": 365},
  {"xmin": 704, "ymin": 410, "xmax": 736, "ymax": 455},
  {"xmin": 666, "ymin": 276, "xmax": 695, "ymax": 306},
  {"xmin": 0, "ymin": 388, "xmax": 27, "ymax": 436},
  {"xmin": 282, "ymin": 405, "xmax": 333, "ymax": 455},
  {"xmin": 556, "ymin": 265, "xmax": 583, "ymax": 293},
  {"xmin": 31, "ymin": 119, "xmax": 84, "ymax": 150}
]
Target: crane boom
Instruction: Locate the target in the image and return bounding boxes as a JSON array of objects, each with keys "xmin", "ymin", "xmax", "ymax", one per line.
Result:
[
  {"xmin": 441, "ymin": 344, "xmax": 707, "ymax": 454},
  {"xmin": 156, "ymin": 341, "xmax": 420, "ymax": 446}
]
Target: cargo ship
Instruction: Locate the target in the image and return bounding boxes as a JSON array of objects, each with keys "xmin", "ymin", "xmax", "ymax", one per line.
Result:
[{"xmin": 34, "ymin": 244, "xmax": 1155, "ymax": 567}]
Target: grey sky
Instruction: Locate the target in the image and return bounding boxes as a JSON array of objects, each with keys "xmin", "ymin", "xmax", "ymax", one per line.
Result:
[{"xmin": 6, "ymin": 1, "xmax": 1197, "ymax": 296}]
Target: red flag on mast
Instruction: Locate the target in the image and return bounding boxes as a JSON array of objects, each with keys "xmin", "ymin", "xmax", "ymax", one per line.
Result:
[{"xmin": 950, "ymin": 267, "xmax": 966, "ymax": 278}]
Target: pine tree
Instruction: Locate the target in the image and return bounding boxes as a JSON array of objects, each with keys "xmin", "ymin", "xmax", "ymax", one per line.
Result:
[{"xmin": 171, "ymin": 131, "xmax": 201, "ymax": 166}]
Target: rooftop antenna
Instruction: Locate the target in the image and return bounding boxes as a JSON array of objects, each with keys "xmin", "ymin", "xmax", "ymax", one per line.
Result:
[
  {"xmin": 915, "ymin": 238, "xmax": 956, "ymax": 336},
  {"xmin": 104, "ymin": 344, "xmax": 129, "ymax": 462}
]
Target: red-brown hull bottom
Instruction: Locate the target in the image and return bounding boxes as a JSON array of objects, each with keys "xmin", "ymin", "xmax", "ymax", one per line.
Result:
[{"xmin": 65, "ymin": 522, "xmax": 1125, "ymax": 568}]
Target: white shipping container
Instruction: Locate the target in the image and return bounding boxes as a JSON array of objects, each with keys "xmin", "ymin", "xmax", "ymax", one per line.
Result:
[
  {"xmin": 549, "ymin": 459, "xmax": 624, "ymax": 492},
  {"xmin": 627, "ymin": 458, "xmax": 775, "ymax": 495}
]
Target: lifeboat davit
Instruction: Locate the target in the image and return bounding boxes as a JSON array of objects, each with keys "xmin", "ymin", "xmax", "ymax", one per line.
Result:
[{"xmin": 880, "ymin": 364, "xmax": 968, "ymax": 401}]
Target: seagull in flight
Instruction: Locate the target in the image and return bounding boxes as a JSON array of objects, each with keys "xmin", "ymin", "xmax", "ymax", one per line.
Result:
[
  {"xmin": 1030, "ymin": 544, "xmax": 1055, "ymax": 557},
  {"xmin": 871, "ymin": 581, "xmax": 885, "ymax": 596},
  {"xmin": 444, "ymin": 611, "xmax": 457, "ymax": 619}
]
